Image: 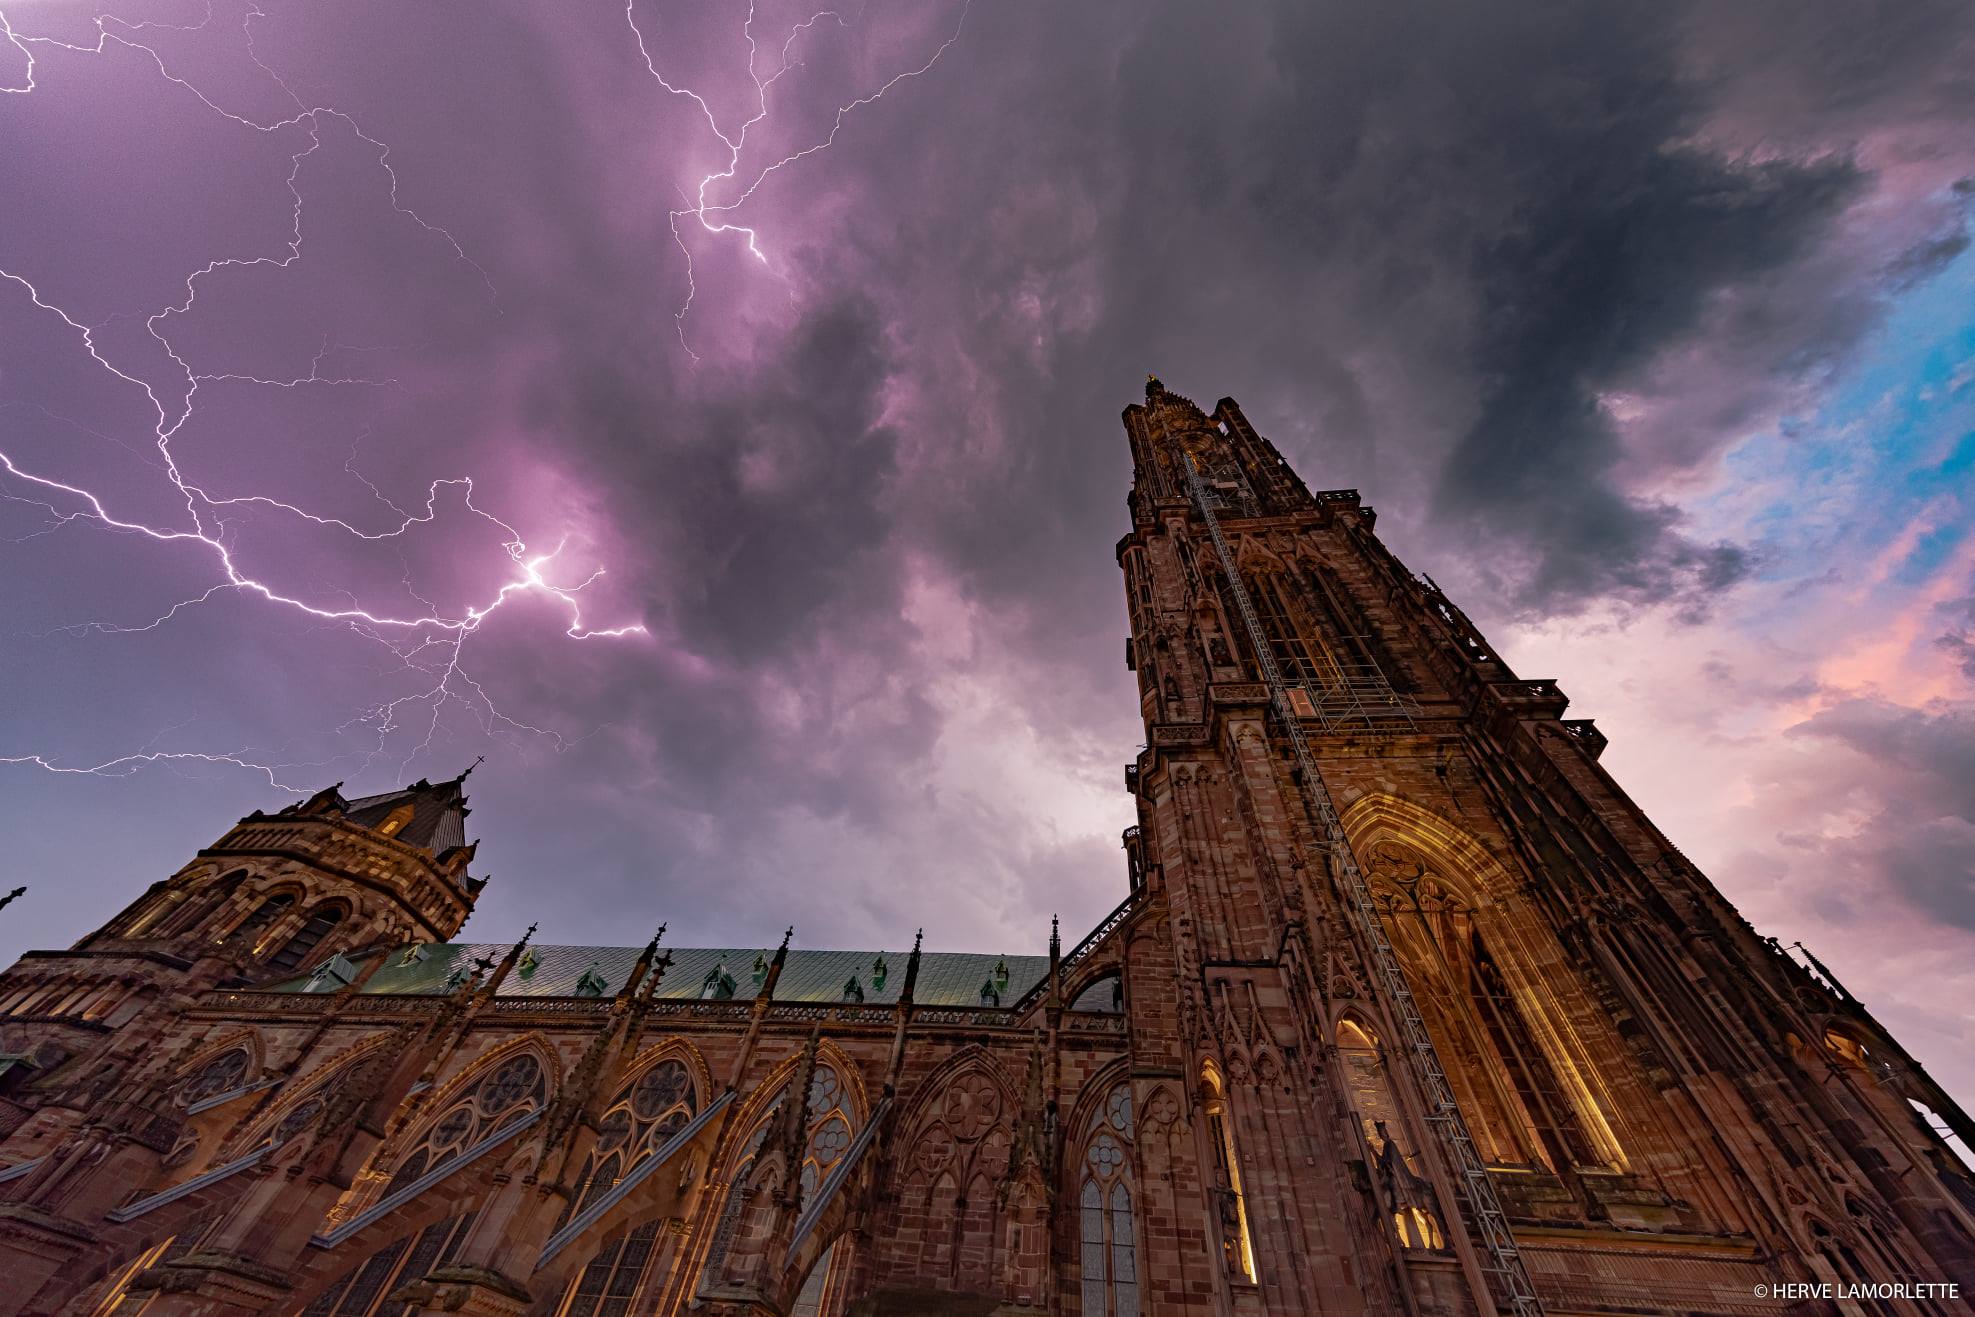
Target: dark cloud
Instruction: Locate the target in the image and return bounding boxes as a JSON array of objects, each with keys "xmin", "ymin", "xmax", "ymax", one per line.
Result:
[
  {"xmin": 1782, "ymin": 699, "xmax": 1975, "ymax": 931},
  {"xmin": 4, "ymin": 0, "xmax": 1975, "ymax": 974}
]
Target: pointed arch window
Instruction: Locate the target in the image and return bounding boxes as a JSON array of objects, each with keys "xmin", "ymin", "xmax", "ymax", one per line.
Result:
[
  {"xmin": 556, "ymin": 1057, "xmax": 698, "ymax": 1230},
  {"xmin": 1339, "ymin": 1017, "xmax": 1447, "ymax": 1251},
  {"xmin": 1200, "ymin": 1067, "xmax": 1255, "ymax": 1282},
  {"xmin": 269, "ymin": 903, "xmax": 347, "ymax": 973},
  {"xmin": 300, "ymin": 1211, "xmax": 477, "ymax": 1317},
  {"xmin": 560, "ymin": 1217, "xmax": 671, "ymax": 1317},
  {"xmin": 702, "ymin": 1065, "xmax": 854, "ymax": 1292},
  {"xmin": 175, "ymin": 1047, "xmax": 251, "ymax": 1108},
  {"xmin": 1079, "ymin": 1083, "xmax": 1138, "ymax": 1317},
  {"xmin": 1367, "ymin": 842, "xmax": 1602, "ymax": 1172},
  {"xmin": 1244, "ymin": 571, "xmax": 1328, "ymax": 687},
  {"xmin": 798, "ymin": 1065, "xmax": 853, "ymax": 1197},
  {"xmin": 385, "ymin": 1053, "xmax": 548, "ymax": 1195}
]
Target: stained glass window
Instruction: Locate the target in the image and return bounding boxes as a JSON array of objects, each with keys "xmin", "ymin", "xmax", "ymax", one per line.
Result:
[
  {"xmin": 703, "ymin": 1064, "xmax": 856, "ymax": 1291},
  {"xmin": 176, "ymin": 1047, "xmax": 250, "ymax": 1107},
  {"xmin": 1079, "ymin": 1082, "xmax": 1138, "ymax": 1317},
  {"xmin": 385, "ymin": 1053, "xmax": 547, "ymax": 1196},
  {"xmin": 562, "ymin": 1217, "xmax": 665, "ymax": 1317},
  {"xmin": 300, "ymin": 1211, "xmax": 476, "ymax": 1317},
  {"xmin": 555, "ymin": 1057, "xmax": 697, "ymax": 1230}
]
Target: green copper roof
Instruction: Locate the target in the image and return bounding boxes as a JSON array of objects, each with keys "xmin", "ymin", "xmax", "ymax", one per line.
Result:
[{"xmin": 267, "ymin": 943, "xmax": 1049, "ymax": 1010}]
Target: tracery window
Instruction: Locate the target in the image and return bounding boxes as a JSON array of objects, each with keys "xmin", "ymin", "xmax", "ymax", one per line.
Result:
[
  {"xmin": 706, "ymin": 1064, "xmax": 857, "ymax": 1290},
  {"xmin": 269, "ymin": 1092, "xmax": 330, "ymax": 1148},
  {"xmin": 1368, "ymin": 842, "xmax": 1600, "ymax": 1172},
  {"xmin": 1245, "ymin": 571, "xmax": 1330, "ymax": 688},
  {"xmin": 269, "ymin": 903, "xmax": 347, "ymax": 973},
  {"xmin": 301, "ymin": 1211, "xmax": 477, "ymax": 1317},
  {"xmin": 560, "ymin": 1217, "xmax": 668, "ymax": 1317},
  {"xmin": 1078, "ymin": 1083, "xmax": 1138, "ymax": 1317},
  {"xmin": 798, "ymin": 1064, "xmax": 853, "ymax": 1198},
  {"xmin": 176, "ymin": 1047, "xmax": 251, "ymax": 1108},
  {"xmin": 555, "ymin": 1057, "xmax": 698, "ymax": 1230},
  {"xmin": 385, "ymin": 1053, "xmax": 548, "ymax": 1195}
]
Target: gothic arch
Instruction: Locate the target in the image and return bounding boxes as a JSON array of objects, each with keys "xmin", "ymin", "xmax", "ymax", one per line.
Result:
[
  {"xmin": 622, "ymin": 1035, "xmax": 716, "ymax": 1110},
  {"xmin": 210, "ymin": 1034, "xmax": 392, "ymax": 1160},
  {"xmin": 1067, "ymin": 968, "xmax": 1125, "ymax": 1014},
  {"xmin": 1338, "ymin": 792, "xmax": 1626, "ymax": 1173},
  {"xmin": 267, "ymin": 899, "xmax": 350, "ymax": 973},
  {"xmin": 346, "ymin": 1034, "xmax": 560, "ymax": 1200},
  {"xmin": 1069, "ymin": 1069, "xmax": 1140, "ymax": 1317},
  {"xmin": 552, "ymin": 1036, "xmax": 710, "ymax": 1234},
  {"xmin": 696, "ymin": 1042, "xmax": 865, "ymax": 1296},
  {"xmin": 1064, "ymin": 1060, "xmax": 1134, "ymax": 1144},
  {"xmin": 171, "ymin": 1029, "xmax": 264, "ymax": 1105},
  {"xmin": 893, "ymin": 1044, "xmax": 1012, "ymax": 1140},
  {"xmin": 885, "ymin": 1046, "xmax": 1017, "ymax": 1290}
]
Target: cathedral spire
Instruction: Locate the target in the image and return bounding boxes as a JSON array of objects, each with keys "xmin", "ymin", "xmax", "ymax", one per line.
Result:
[
  {"xmin": 776, "ymin": 1027, "xmax": 823, "ymax": 1210},
  {"xmin": 901, "ymin": 927, "xmax": 923, "ymax": 1004},
  {"xmin": 475, "ymin": 921, "xmax": 537, "ymax": 1003},
  {"xmin": 756, "ymin": 925, "xmax": 794, "ymax": 1002}
]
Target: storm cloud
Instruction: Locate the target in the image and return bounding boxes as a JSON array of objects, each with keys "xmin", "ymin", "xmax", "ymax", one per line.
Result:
[{"xmin": 3, "ymin": 1, "xmax": 1974, "ymax": 1091}]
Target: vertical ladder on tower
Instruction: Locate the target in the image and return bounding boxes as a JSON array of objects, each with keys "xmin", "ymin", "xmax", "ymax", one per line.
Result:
[{"xmin": 1181, "ymin": 452, "xmax": 1545, "ymax": 1317}]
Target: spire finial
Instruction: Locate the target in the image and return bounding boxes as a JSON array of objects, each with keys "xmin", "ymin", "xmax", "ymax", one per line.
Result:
[
  {"xmin": 456, "ymin": 755, "xmax": 485, "ymax": 783},
  {"xmin": 482, "ymin": 925, "xmax": 536, "ymax": 998},
  {"xmin": 779, "ymin": 925, "xmax": 794, "ymax": 952}
]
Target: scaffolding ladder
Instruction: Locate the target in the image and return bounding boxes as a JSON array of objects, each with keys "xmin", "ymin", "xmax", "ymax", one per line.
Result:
[{"xmin": 1181, "ymin": 452, "xmax": 1544, "ymax": 1317}]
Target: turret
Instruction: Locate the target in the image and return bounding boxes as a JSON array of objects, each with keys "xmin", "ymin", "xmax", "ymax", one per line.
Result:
[{"xmin": 83, "ymin": 768, "xmax": 484, "ymax": 978}]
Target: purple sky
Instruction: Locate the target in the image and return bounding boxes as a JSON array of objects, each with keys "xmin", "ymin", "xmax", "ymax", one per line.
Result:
[{"xmin": 3, "ymin": 2, "xmax": 1973, "ymax": 1102}]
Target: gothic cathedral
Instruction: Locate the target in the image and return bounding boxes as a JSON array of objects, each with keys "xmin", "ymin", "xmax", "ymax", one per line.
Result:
[{"xmin": 0, "ymin": 378, "xmax": 1970, "ymax": 1317}]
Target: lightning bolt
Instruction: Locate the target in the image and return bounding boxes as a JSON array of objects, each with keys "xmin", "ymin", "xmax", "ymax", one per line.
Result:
[
  {"xmin": 0, "ymin": 2, "xmax": 644, "ymax": 793},
  {"xmin": 625, "ymin": 0, "xmax": 971, "ymax": 359}
]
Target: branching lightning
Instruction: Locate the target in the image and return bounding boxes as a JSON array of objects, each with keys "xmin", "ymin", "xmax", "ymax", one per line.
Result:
[
  {"xmin": 0, "ymin": 0, "xmax": 970, "ymax": 798},
  {"xmin": 626, "ymin": 0, "xmax": 970, "ymax": 359},
  {"xmin": 0, "ymin": 1, "xmax": 641, "ymax": 792}
]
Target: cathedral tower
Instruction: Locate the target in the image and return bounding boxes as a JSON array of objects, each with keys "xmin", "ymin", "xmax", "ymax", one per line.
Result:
[
  {"xmin": 1116, "ymin": 375, "xmax": 1975, "ymax": 1314},
  {"xmin": 0, "ymin": 379, "xmax": 1969, "ymax": 1316},
  {"xmin": 86, "ymin": 772, "xmax": 483, "ymax": 966},
  {"xmin": 0, "ymin": 774, "xmax": 481, "ymax": 1200}
]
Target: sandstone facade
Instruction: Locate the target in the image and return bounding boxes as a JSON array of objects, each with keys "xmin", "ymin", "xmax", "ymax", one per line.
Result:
[{"xmin": 0, "ymin": 379, "xmax": 1969, "ymax": 1316}]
